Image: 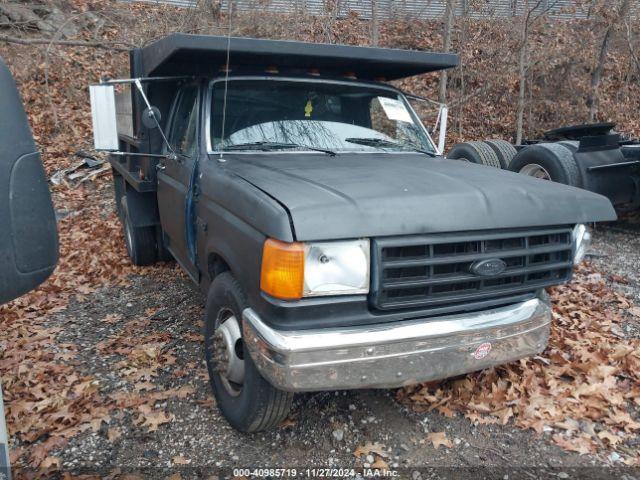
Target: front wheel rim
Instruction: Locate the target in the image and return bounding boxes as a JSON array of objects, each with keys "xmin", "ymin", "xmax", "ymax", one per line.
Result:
[
  {"xmin": 519, "ymin": 163, "xmax": 552, "ymax": 180},
  {"xmin": 212, "ymin": 309, "xmax": 245, "ymax": 397}
]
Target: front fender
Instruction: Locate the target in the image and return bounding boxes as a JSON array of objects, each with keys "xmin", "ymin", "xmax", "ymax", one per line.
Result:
[{"xmin": 197, "ymin": 197, "xmax": 267, "ymax": 307}]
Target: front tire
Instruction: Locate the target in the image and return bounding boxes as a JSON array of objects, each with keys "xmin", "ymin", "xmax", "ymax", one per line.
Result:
[{"xmin": 204, "ymin": 273, "xmax": 293, "ymax": 432}]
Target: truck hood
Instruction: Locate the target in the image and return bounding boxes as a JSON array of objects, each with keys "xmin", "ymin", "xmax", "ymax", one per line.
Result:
[{"xmin": 221, "ymin": 153, "xmax": 617, "ymax": 241}]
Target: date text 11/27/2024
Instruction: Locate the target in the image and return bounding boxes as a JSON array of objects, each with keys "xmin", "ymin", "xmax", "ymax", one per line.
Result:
[{"xmin": 232, "ymin": 468, "xmax": 400, "ymax": 477}]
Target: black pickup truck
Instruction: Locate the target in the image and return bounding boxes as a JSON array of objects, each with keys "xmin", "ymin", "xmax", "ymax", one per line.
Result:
[{"xmin": 90, "ymin": 34, "xmax": 616, "ymax": 432}]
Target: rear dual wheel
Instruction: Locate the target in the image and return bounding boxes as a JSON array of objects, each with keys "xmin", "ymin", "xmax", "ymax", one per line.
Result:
[
  {"xmin": 484, "ymin": 139, "xmax": 518, "ymax": 169},
  {"xmin": 114, "ymin": 169, "xmax": 172, "ymax": 265},
  {"xmin": 121, "ymin": 196, "xmax": 158, "ymax": 266},
  {"xmin": 447, "ymin": 140, "xmax": 518, "ymax": 169},
  {"xmin": 447, "ymin": 140, "xmax": 502, "ymax": 168}
]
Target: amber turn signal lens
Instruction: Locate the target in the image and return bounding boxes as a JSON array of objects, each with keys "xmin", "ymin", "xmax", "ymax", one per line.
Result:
[{"xmin": 260, "ymin": 239, "xmax": 305, "ymax": 300}]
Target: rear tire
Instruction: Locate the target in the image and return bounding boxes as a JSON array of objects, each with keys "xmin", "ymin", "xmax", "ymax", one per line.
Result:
[
  {"xmin": 447, "ymin": 141, "xmax": 502, "ymax": 168},
  {"xmin": 558, "ymin": 140, "xmax": 579, "ymax": 153},
  {"xmin": 483, "ymin": 140, "xmax": 518, "ymax": 169},
  {"xmin": 509, "ymin": 143, "xmax": 581, "ymax": 187},
  {"xmin": 621, "ymin": 145, "xmax": 640, "ymax": 161},
  {"xmin": 122, "ymin": 196, "xmax": 158, "ymax": 266},
  {"xmin": 112, "ymin": 168, "xmax": 125, "ymax": 221},
  {"xmin": 204, "ymin": 272, "xmax": 293, "ymax": 432},
  {"xmin": 156, "ymin": 229, "xmax": 174, "ymax": 262}
]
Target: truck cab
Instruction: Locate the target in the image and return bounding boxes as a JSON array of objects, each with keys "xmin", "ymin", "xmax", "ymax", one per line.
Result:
[{"xmin": 91, "ymin": 34, "xmax": 616, "ymax": 432}]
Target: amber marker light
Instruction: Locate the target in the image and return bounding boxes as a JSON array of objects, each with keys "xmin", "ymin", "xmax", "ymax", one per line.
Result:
[{"xmin": 260, "ymin": 239, "xmax": 305, "ymax": 300}]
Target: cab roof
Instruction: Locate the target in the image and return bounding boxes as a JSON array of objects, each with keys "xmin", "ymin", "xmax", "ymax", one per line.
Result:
[{"xmin": 133, "ymin": 33, "xmax": 459, "ymax": 81}]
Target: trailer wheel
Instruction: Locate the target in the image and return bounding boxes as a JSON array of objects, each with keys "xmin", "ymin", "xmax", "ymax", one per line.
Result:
[
  {"xmin": 558, "ymin": 140, "xmax": 579, "ymax": 153},
  {"xmin": 204, "ymin": 272, "xmax": 293, "ymax": 432},
  {"xmin": 621, "ymin": 145, "xmax": 640, "ymax": 161},
  {"xmin": 447, "ymin": 141, "xmax": 502, "ymax": 168},
  {"xmin": 483, "ymin": 140, "xmax": 518, "ymax": 169},
  {"xmin": 509, "ymin": 143, "xmax": 581, "ymax": 187},
  {"xmin": 121, "ymin": 196, "xmax": 158, "ymax": 266}
]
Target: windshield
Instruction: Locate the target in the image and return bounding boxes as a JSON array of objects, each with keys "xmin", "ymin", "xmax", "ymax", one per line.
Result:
[{"xmin": 209, "ymin": 79, "xmax": 435, "ymax": 154}]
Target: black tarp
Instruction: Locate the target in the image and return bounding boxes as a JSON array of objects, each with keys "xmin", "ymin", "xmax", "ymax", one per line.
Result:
[{"xmin": 133, "ymin": 34, "xmax": 459, "ymax": 80}]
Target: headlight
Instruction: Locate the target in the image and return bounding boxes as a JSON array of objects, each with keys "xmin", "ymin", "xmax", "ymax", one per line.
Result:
[
  {"xmin": 304, "ymin": 240, "xmax": 369, "ymax": 296},
  {"xmin": 572, "ymin": 224, "xmax": 591, "ymax": 265},
  {"xmin": 260, "ymin": 238, "xmax": 369, "ymax": 300}
]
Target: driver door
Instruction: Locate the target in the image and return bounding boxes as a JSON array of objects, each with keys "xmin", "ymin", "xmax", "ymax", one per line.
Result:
[{"xmin": 157, "ymin": 84, "xmax": 200, "ymax": 278}]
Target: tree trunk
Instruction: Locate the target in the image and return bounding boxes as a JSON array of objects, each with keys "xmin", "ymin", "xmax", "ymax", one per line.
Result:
[
  {"xmin": 515, "ymin": 5, "xmax": 529, "ymax": 145},
  {"xmin": 455, "ymin": 0, "xmax": 469, "ymax": 135},
  {"xmin": 588, "ymin": 0, "xmax": 631, "ymax": 122},
  {"xmin": 438, "ymin": 0, "xmax": 456, "ymax": 104},
  {"xmin": 588, "ymin": 25, "xmax": 613, "ymax": 122},
  {"xmin": 371, "ymin": 0, "xmax": 379, "ymax": 46}
]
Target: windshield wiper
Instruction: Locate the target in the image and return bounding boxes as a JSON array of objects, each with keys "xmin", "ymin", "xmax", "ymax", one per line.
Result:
[
  {"xmin": 222, "ymin": 141, "xmax": 336, "ymax": 156},
  {"xmin": 345, "ymin": 137, "xmax": 436, "ymax": 157}
]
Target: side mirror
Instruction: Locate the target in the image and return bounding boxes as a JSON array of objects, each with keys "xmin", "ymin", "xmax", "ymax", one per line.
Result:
[
  {"xmin": 90, "ymin": 82, "xmax": 162, "ymax": 144},
  {"xmin": 89, "ymin": 84, "xmax": 119, "ymax": 150},
  {"xmin": 0, "ymin": 57, "xmax": 58, "ymax": 305},
  {"xmin": 142, "ymin": 106, "xmax": 161, "ymax": 129}
]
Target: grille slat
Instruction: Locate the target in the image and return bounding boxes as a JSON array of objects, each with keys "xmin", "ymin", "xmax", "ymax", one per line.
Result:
[
  {"xmin": 382, "ymin": 243, "xmax": 571, "ymax": 268},
  {"xmin": 382, "ymin": 260, "xmax": 574, "ymax": 290},
  {"xmin": 373, "ymin": 227, "xmax": 573, "ymax": 311}
]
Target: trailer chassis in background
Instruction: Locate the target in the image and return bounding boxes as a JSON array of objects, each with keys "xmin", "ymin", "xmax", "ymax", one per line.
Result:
[{"xmin": 448, "ymin": 123, "xmax": 640, "ymax": 212}]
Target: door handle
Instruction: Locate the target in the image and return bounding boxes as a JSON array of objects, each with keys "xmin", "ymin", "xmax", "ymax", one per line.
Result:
[{"xmin": 156, "ymin": 163, "xmax": 166, "ymax": 171}]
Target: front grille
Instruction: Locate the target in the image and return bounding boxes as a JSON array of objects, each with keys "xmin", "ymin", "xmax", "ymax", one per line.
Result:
[{"xmin": 372, "ymin": 227, "xmax": 573, "ymax": 311}]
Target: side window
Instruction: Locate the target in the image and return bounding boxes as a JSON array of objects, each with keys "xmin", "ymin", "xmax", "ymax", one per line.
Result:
[{"xmin": 168, "ymin": 85, "xmax": 198, "ymax": 156}]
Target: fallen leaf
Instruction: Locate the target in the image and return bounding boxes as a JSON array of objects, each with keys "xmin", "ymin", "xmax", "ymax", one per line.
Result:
[
  {"xmin": 41, "ymin": 456, "xmax": 60, "ymax": 469},
  {"xmin": 173, "ymin": 455, "xmax": 191, "ymax": 465},
  {"xmin": 426, "ymin": 431, "xmax": 453, "ymax": 449},
  {"xmin": 371, "ymin": 457, "xmax": 389, "ymax": 469},
  {"xmin": 107, "ymin": 428, "xmax": 122, "ymax": 442},
  {"xmin": 279, "ymin": 417, "xmax": 297, "ymax": 429},
  {"xmin": 597, "ymin": 430, "xmax": 622, "ymax": 446},
  {"xmin": 136, "ymin": 407, "xmax": 175, "ymax": 433},
  {"xmin": 103, "ymin": 313, "xmax": 123, "ymax": 324},
  {"xmin": 353, "ymin": 442, "xmax": 389, "ymax": 458}
]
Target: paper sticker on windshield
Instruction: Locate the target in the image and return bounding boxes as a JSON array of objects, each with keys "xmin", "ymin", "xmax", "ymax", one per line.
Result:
[{"xmin": 378, "ymin": 97, "xmax": 413, "ymax": 123}]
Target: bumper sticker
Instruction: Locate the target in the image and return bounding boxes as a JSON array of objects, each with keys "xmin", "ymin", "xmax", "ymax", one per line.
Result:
[{"xmin": 473, "ymin": 342, "xmax": 492, "ymax": 360}]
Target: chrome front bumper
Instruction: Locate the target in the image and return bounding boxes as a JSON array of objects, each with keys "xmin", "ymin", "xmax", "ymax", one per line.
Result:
[{"xmin": 242, "ymin": 294, "xmax": 552, "ymax": 392}]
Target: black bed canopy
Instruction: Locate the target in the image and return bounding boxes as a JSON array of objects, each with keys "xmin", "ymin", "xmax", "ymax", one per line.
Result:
[{"xmin": 132, "ymin": 33, "xmax": 459, "ymax": 81}]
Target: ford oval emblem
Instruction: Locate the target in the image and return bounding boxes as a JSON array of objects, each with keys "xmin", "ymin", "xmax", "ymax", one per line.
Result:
[{"xmin": 470, "ymin": 258, "xmax": 507, "ymax": 276}]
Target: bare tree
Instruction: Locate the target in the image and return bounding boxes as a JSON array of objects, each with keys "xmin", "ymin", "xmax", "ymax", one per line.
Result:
[
  {"xmin": 624, "ymin": 18, "xmax": 640, "ymax": 76},
  {"xmin": 370, "ymin": 0, "xmax": 379, "ymax": 46},
  {"xmin": 587, "ymin": 0, "xmax": 631, "ymax": 122},
  {"xmin": 515, "ymin": 0, "xmax": 557, "ymax": 145},
  {"xmin": 453, "ymin": 0, "xmax": 469, "ymax": 135},
  {"xmin": 438, "ymin": 0, "xmax": 456, "ymax": 104}
]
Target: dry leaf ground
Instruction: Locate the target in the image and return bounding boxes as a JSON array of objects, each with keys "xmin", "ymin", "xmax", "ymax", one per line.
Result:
[
  {"xmin": 399, "ymin": 265, "xmax": 640, "ymax": 464},
  {"xmin": 0, "ymin": 1, "xmax": 639, "ymax": 476}
]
